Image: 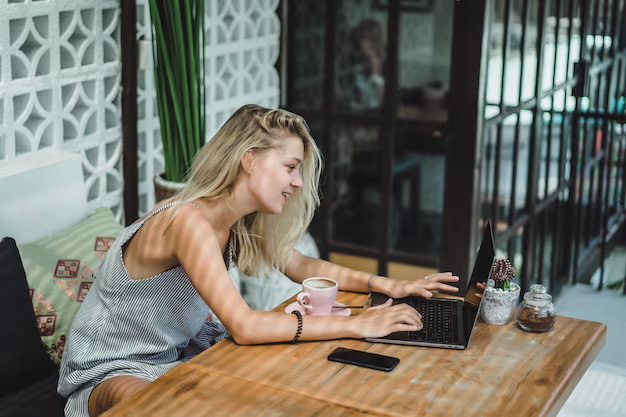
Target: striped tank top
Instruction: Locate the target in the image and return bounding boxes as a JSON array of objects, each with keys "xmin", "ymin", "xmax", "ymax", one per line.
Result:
[{"xmin": 58, "ymin": 202, "xmax": 229, "ymax": 417}]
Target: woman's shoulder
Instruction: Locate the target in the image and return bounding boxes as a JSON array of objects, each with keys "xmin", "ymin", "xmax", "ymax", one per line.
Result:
[
  {"xmin": 131, "ymin": 200, "xmax": 197, "ymax": 225},
  {"xmin": 165, "ymin": 201, "xmax": 217, "ymax": 238}
]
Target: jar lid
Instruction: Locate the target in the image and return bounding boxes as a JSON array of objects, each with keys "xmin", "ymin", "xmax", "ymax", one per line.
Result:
[{"xmin": 523, "ymin": 284, "xmax": 553, "ymax": 306}]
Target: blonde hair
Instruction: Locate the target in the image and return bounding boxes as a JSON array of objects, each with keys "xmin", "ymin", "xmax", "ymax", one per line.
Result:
[{"xmin": 165, "ymin": 104, "xmax": 323, "ymax": 276}]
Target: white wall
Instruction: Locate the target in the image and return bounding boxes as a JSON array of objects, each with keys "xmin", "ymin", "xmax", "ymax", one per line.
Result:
[
  {"xmin": 0, "ymin": 0, "xmax": 124, "ymax": 221},
  {"xmin": 1, "ymin": 0, "xmax": 282, "ymax": 221},
  {"xmin": 135, "ymin": 0, "xmax": 281, "ymax": 215}
]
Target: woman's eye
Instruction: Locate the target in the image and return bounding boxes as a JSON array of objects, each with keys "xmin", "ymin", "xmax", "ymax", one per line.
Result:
[{"xmin": 287, "ymin": 165, "xmax": 296, "ymax": 172}]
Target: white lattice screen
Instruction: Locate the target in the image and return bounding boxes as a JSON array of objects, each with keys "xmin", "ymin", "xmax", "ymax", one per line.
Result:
[
  {"xmin": 0, "ymin": 0, "xmax": 123, "ymax": 220},
  {"xmin": 136, "ymin": 0, "xmax": 281, "ymax": 215},
  {"xmin": 1, "ymin": 0, "xmax": 280, "ymax": 220}
]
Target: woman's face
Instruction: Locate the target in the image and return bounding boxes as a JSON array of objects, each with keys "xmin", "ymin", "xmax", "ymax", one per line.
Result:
[{"xmin": 248, "ymin": 136, "xmax": 304, "ymax": 214}]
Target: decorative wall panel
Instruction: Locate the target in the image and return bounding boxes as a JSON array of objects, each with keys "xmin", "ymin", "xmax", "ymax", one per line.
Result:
[
  {"xmin": 2, "ymin": 0, "xmax": 280, "ymax": 220},
  {"xmin": 0, "ymin": 0, "xmax": 123, "ymax": 221},
  {"xmin": 135, "ymin": 0, "xmax": 281, "ymax": 215}
]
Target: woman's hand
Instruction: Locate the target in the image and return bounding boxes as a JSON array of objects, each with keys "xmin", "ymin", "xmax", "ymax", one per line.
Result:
[
  {"xmin": 475, "ymin": 282, "xmax": 487, "ymax": 299},
  {"xmin": 382, "ymin": 272, "xmax": 460, "ymax": 299},
  {"xmin": 353, "ymin": 298, "xmax": 423, "ymax": 338},
  {"xmin": 349, "ymin": 275, "xmax": 488, "ymax": 339}
]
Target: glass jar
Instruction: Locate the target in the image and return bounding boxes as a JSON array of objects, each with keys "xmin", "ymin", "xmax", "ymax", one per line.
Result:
[{"xmin": 516, "ymin": 284, "xmax": 556, "ymax": 333}]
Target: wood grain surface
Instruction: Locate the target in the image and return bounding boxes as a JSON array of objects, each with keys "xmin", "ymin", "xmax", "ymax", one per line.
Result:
[{"xmin": 103, "ymin": 292, "xmax": 606, "ymax": 417}]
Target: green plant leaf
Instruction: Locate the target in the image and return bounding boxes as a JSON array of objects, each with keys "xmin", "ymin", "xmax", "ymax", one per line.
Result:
[{"xmin": 148, "ymin": 0, "xmax": 206, "ymax": 183}]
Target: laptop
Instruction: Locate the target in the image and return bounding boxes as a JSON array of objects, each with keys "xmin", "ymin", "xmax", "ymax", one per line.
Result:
[{"xmin": 365, "ymin": 220, "xmax": 495, "ymax": 350}]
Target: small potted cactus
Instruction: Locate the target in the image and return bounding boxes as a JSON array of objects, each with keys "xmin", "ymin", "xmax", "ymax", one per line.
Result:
[{"xmin": 480, "ymin": 258, "xmax": 521, "ymax": 325}]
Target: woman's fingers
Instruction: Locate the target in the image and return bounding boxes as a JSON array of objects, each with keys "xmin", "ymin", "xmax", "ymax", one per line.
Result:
[
  {"xmin": 421, "ymin": 274, "xmax": 460, "ymax": 294},
  {"xmin": 413, "ymin": 281, "xmax": 459, "ymax": 297},
  {"xmin": 475, "ymin": 281, "xmax": 486, "ymax": 299},
  {"xmin": 426, "ymin": 273, "xmax": 459, "ymax": 283},
  {"xmin": 425, "ymin": 272, "xmax": 453, "ymax": 279},
  {"xmin": 362, "ymin": 302, "xmax": 423, "ymax": 333},
  {"xmin": 390, "ymin": 323, "xmax": 423, "ymax": 333},
  {"xmin": 428, "ymin": 283, "xmax": 460, "ymax": 293},
  {"xmin": 386, "ymin": 304, "xmax": 423, "ymax": 330},
  {"xmin": 357, "ymin": 305, "xmax": 425, "ymax": 338}
]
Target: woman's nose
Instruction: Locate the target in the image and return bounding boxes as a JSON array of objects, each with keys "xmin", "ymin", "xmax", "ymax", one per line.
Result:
[{"xmin": 291, "ymin": 171, "xmax": 303, "ymax": 188}]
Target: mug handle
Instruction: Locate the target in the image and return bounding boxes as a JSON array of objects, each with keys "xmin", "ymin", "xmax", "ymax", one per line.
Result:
[{"xmin": 296, "ymin": 292, "xmax": 313, "ymax": 313}]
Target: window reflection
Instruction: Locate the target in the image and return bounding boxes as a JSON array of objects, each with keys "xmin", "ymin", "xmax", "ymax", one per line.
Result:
[
  {"xmin": 290, "ymin": 1, "xmax": 326, "ymax": 110},
  {"xmin": 520, "ymin": 0, "xmax": 539, "ymax": 103},
  {"xmin": 542, "ymin": 9, "xmax": 580, "ymax": 91},
  {"xmin": 538, "ymin": 109, "xmax": 563, "ymax": 201},
  {"xmin": 495, "ymin": 225, "xmax": 524, "ymax": 287},
  {"xmin": 330, "ymin": 123, "xmax": 382, "ymax": 246},
  {"xmin": 396, "ymin": 3, "xmax": 452, "ymax": 122},
  {"xmin": 481, "ymin": 124, "xmax": 498, "ymax": 219},
  {"xmin": 481, "ymin": 111, "xmax": 535, "ymax": 223},
  {"xmin": 391, "ymin": 130, "xmax": 444, "ymax": 255},
  {"xmin": 334, "ymin": 2, "xmax": 387, "ymax": 112}
]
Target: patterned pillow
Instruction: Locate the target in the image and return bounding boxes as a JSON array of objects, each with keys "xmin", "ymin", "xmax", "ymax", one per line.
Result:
[{"xmin": 18, "ymin": 208, "xmax": 123, "ymax": 366}]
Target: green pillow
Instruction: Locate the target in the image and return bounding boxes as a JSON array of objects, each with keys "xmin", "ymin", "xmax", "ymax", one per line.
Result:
[{"xmin": 18, "ymin": 207, "xmax": 123, "ymax": 365}]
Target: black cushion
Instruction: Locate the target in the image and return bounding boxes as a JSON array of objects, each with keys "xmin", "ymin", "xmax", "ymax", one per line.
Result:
[
  {"xmin": 0, "ymin": 237, "xmax": 58, "ymax": 394},
  {"xmin": 0, "ymin": 371, "xmax": 66, "ymax": 417}
]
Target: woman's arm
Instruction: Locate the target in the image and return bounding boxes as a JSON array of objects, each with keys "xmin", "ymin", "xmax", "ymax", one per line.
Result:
[
  {"xmin": 284, "ymin": 248, "xmax": 383, "ymax": 291},
  {"xmin": 167, "ymin": 208, "xmax": 422, "ymax": 345},
  {"xmin": 285, "ymin": 248, "xmax": 460, "ymax": 299}
]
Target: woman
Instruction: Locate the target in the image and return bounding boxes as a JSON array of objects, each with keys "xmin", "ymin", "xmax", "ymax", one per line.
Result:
[{"xmin": 58, "ymin": 104, "xmax": 460, "ymax": 416}]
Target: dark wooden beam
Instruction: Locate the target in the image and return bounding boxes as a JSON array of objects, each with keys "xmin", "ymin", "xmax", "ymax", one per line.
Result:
[
  {"xmin": 441, "ymin": 0, "xmax": 490, "ymax": 293},
  {"xmin": 121, "ymin": 0, "xmax": 139, "ymax": 225}
]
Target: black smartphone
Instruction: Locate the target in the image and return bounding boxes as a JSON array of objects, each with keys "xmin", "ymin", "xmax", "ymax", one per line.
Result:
[{"xmin": 327, "ymin": 347, "xmax": 400, "ymax": 372}]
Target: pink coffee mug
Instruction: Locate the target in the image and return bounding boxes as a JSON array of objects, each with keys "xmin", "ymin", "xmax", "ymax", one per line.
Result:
[{"xmin": 296, "ymin": 277, "xmax": 339, "ymax": 316}]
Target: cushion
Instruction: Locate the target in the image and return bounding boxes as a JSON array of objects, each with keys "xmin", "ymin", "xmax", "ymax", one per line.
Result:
[
  {"xmin": 0, "ymin": 149, "xmax": 87, "ymax": 246},
  {"xmin": 0, "ymin": 237, "xmax": 57, "ymax": 395},
  {"xmin": 18, "ymin": 207, "xmax": 123, "ymax": 365},
  {"xmin": 0, "ymin": 371, "xmax": 66, "ymax": 417}
]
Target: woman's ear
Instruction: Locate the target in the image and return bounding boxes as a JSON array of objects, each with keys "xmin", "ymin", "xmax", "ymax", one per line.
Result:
[{"xmin": 241, "ymin": 149, "xmax": 256, "ymax": 175}]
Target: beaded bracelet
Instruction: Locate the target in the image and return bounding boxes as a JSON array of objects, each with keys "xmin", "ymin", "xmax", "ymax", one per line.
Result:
[{"xmin": 291, "ymin": 310, "xmax": 303, "ymax": 343}]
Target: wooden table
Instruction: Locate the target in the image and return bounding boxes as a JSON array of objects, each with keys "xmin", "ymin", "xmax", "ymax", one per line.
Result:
[{"xmin": 103, "ymin": 292, "xmax": 606, "ymax": 417}]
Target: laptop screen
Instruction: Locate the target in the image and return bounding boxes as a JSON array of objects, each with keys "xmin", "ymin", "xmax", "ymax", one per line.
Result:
[{"xmin": 464, "ymin": 220, "xmax": 496, "ymax": 307}]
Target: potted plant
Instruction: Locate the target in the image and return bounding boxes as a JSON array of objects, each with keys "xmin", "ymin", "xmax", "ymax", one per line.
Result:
[
  {"xmin": 148, "ymin": 0, "xmax": 206, "ymax": 201},
  {"xmin": 480, "ymin": 258, "xmax": 521, "ymax": 325}
]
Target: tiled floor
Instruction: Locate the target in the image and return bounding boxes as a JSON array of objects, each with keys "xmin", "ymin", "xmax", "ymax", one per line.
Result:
[
  {"xmin": 557, "ymin": 246, "xmax": 626, "ymax": 417},
  {"xmin": 559, "ymin": 361, "xmax": 626, "ymax": 417}
]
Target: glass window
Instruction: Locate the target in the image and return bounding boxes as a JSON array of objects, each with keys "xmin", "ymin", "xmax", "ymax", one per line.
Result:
[
  {"xmin": 609, "ymin": 129, "xmax": 624, "ymax": 209},
  {"xmin": 496, "ymin": 225, "xmax": 524, "ymax": 287},
  {"xmin": 481, "ymin": 124, "xmax": 499, "ymax": 220},
  {"xmin": 486, "ymin": 1, "xmax": 539, "ymax": 109},
  {"xmin": 520, "ymin": 0, "xmax": 539, "ymax": 104},
  {"xmin": 334, "ymin": 1, "xmax": 388, "ymax": 113},
  {"xmin": 538, "ymin": 105, "xmax": 563, "ymax": 201},
  {"xmin": 485, "ymin": 0, "xmax": 506, "ymax": 113},
  {"xmin": 289, "ymin": 1, "xmax": 326, "ymax": 110},
  {"xmin": 390, "ymin": 129, "xmax": 444, "ymax": 256},
  {"xmin": 513, "ymin": 110, "xmax": 535, "ymax": 220},
  {"xmin": 396, "ymin": 2, "xmax": 453, "ymax": 122},
  {"xmin": 567, "ymin": 1, "xmax": 583, "ymax": 81},
  {"xmin": 492, "ymin": 111, "xmax": 535, "ymax": 222},
  {"xmin": 533, "ymin": 208, "xmax": 557, "ymax": 288},
  {"xmin": 330, "ymin": 122, "xmax": 382, "ymax": 246}
]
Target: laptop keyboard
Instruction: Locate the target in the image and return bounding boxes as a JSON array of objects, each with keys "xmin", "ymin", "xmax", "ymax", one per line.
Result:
[{"xmin": 408, "ymin": 298, "xmax": 457, "ymax": 343}]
